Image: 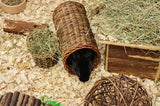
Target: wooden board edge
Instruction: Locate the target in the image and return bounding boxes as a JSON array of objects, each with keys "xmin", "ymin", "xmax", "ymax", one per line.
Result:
[
  {"xmin": 105, "ymin": 44, "xmax": 109, "ymax": 71},
  {"xmin": 99, "ymin": 40, "xmax": 160, "ymax": 51},
  {"xmin": 155, "ymin": 61, "xmax": 160, "ymax": 82}
]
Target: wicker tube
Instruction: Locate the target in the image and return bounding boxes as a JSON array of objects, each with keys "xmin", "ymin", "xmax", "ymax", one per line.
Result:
[{"xmin": 53, "ymin": 1, "xmax": 101, "ymax": 75}]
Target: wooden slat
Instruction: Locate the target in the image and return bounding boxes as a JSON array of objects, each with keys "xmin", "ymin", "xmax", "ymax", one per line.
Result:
[
  {"xmin": 105, "ymin": 44, "xmax": 109, "ymax": 71},
  {"xmin": 0, "ymin": 92, "xmax": 47, "ymax": 106},
  {"xmin": 22, "ymin": 95, "xmax": 29, "ymax": 106},
  {"xmin": 155, "ymin": 62, "xmax": 160, "ymax": 82},
  {"xmin": 27, "ymin": 96, "xmax": 35, "ymax": 106},
  {"xmin": 109, "ymin": 45, "xmax": 159, "ymax": 59},
  {"xmin": 0, "ymin": 95, "xmax": 3, "ymax": 102},
  {"xmin": 0, "ymin": 93, "xmax": 8, "ymax": 105},
  {"xmin": 10, "ymin": 91, "xmax": 20, "ymax": 106},
  {"xmin": 16, "ymin": 93, "xmax": 25, "ymax": 106},
  {"xmin": 106, "ymin": 45, "xmax": 160, "ymax": 80},
  {"xmin": 34, "ymin": 99, "xmax": 41, "ymax": 106},
  {"xmin": 99, "ymin": 40, "xmax": 160, "ymax": 51},
  {"xmin": 3, "ymin": 19, "xmax": 48, "ymax": 34},
  {"xmin": 108, "ymin": 58, "xmax": 158, "ymax": 79},
  {"xmin": 4, "ymin": 92, "xmax": 13, "ymax": 106}
]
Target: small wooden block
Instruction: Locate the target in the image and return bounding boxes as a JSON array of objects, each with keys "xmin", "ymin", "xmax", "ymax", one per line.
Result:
[{"xmin": 3, "ymin": 19, "xmax": 48, "ymax": 34}]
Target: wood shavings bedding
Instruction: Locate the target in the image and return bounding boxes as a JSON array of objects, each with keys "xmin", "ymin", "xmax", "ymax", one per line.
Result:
[{"xmin": 0, "ymin": 0, "xmax": 159, "ymax": 105}]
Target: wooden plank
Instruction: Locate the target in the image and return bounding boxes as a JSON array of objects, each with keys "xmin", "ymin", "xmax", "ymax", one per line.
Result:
[
  {"xmin": 16, "ymin": 93, "xmax": 25, "ymax": 106},
  {"xmin": 0, "ymin": 93, "xmax": 8, "ymax": 106},
  {"xmin": 34, "ymin": 99, "xmax": 41, "ymax": 106},
  {"xmin": 99, "ymin": 40, "xmax": 160, "ymax": 51},
  {"xmin": 108, "ymin": 58, "xmax": 158, "ymax": 79},
  {"xmin": 109, "ymin": 45, "xmax": 159, "ymax": 59},
  {"xmin": 3, "ymin": 19, "xmax": 48, "ymax": 34},
  {"xmin": 128, "ymin": 55, "xmax": 159, "ymax": 62},
  {"xmin": 4, "ymin": 92, "xmax": 13, "ymax": 106},
  {"xmin": 155, "ymin": 62, "xmax": 160, "ymax": 82},
  {"xmin": 21, "ymin": 95, "xmax": 29, "ymax": 106},
  {"xmin": 0, "ymin": 95, "xmax": 3, "ymax": 102},
  {"xmin": 105, "ymin": 44, "xmax": 109, "ymax": 71},
  {"xmin": 27, "ymin": 96, "xmax": 35, "ymax": 106},
  {"xmin": 10, "ymin": 91, "xmax": 20, "ymax": 106},
  {"xmin": 107, "ymin": 45, "xmax": 159, "ymax": 80}
]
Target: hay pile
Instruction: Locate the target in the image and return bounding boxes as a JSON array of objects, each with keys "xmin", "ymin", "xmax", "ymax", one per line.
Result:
[
  {"xmin": 27, "ymin": 28, "xmax": 60, "ymax": 56},
  {"xmin": 88, "ymin": 0, "xmax": 160, "ymax": 46}
]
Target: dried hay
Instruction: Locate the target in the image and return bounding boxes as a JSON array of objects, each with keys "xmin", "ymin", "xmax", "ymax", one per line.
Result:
[
  {"xmin": 2, "ymin": 0, "xmax": 23, "ymax": 6},
  {"xmin": 26, "ymin": 28, "xmax": 61, "ymax": 68},
  {"xmin": 88, "ymin": 0, "xmax": 160, "ymax": 46},
  {"xmin": 27, "ymin": 28, "xmax": 60, "ymax": 56}
]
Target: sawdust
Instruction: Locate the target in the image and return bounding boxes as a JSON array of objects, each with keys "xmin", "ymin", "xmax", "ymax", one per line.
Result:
[{"xmin": 0, "ymin": 0, "xmax": 160, "ymax": 105}]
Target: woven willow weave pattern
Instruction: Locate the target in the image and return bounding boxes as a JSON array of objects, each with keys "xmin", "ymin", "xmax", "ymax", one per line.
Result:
[
  {"xmin": 84, "ymin": 74, "xmax": 152, "ymax": 106},
  {"xmin": 53, "ymin": 1, "xmax": 100, "ymax": 75}
]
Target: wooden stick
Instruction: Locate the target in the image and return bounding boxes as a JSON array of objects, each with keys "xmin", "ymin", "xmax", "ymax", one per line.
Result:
[
  {"xmin": 27, "ymin": 96, "xmax": 35, "ymax": 106},
  {"xmin": 155, "ymin": 61, "xmax": 160, "ymax": 82},
  {"xmin": 105, "ymin": 44, "xmax": 109, "ymax": 71},
  {"xmin": 3, "ymin": 19, "xmax": 48, "ymax": 34},
  {"xmin": 4, "ymin": 92, "xmax": 13, "ymax": 106},
  {"xmin": 0, "ymin": 95, "xmax": 3, "ymax": 102},
  {"xmin": 128, "ymin": 55, "xmax": 159, "ymax": 62},
  {"xmin": 16, "ymin": 93, "xmax": 25, "ymax": 106},
  {"xmin": 0, "ymin": 93, "xmax": 8, "ymax": 105},
  {"xmin": 10, "ymin": 91, "xmax": 20, "ymax": 106},
  {"xmin": 22, "ymin": 95, "xmax": 29, "ymax": 106},
  {"xmin": 99, "ymin": 40, "xmax": 160, "ymax": 51}
]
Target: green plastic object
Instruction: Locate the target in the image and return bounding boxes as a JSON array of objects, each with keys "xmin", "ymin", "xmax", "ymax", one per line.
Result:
[{"xmin": 41, "ymin": 96, "xmax": 60, "ymax": 106}]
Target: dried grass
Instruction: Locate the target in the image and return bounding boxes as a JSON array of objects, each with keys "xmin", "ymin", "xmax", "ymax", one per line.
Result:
[
  {"xmin": 2, "ymin": 0, "xmax": 23, "ymax": 6},
  {"xmin": 26, "ymin": 28, "xmax": 61, "ymax": 57},
  {"xmin": 88, "ymin": 0, "xmax": 160, "ymax": 46}
]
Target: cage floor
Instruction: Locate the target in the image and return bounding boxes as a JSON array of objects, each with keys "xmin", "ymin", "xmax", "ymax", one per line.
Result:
[{"xmin": 0, "ymin": 0, "xmax": 159, "ymax": 106}]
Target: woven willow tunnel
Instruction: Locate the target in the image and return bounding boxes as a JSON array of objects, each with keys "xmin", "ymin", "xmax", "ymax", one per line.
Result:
[
  {"xmin": 0, "ymin": 91, "xmax": 51, "ymax": 106},
  {"xmin": 53, "ymin": 1, "xmax": 101, "ymax": 75},
  {"xmin": 84, "ymin": 74, "xmax": 152, "ymax": 106}
]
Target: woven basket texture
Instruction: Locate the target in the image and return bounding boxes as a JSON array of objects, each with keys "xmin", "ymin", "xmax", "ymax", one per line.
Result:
[
  {"xmin": 26, "ymin": 35, "xmax": 59, "ymax": 68},
  {"xmin": 84, "ymin": 74, "xmax": 152, "ymax": 106},
  {"xmin": 53, "ymin": 1, "xmax": 101, "ymax": 75},
  {"xmin": 31, "ymin": 53, "xmax": 58, "ymax": 68},
  {"xmin": 0, "ymin": 91, "xmax": 51, "ymax": 106}
]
